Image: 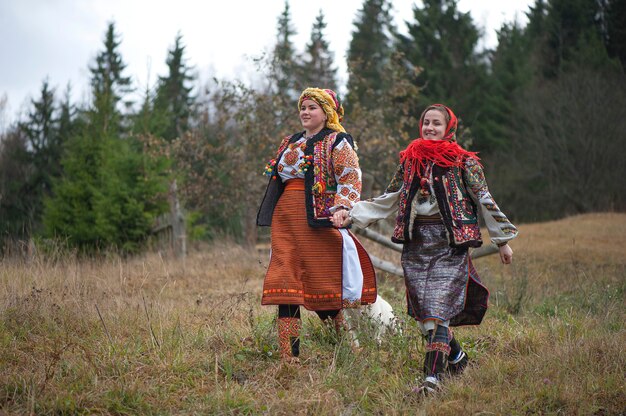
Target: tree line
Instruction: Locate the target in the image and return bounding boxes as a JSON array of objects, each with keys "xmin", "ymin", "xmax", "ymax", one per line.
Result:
[{"xmin": 1, "ymin": 0, "xmax": 625, "ymax": 254}]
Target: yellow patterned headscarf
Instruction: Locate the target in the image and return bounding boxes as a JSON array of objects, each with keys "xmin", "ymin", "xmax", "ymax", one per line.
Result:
[{"xmin": 298, "ymin": 88, "xmax": 346, "ymax": 133}]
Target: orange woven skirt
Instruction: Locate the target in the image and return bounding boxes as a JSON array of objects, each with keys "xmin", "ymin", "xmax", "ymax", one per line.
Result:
[{"xmin": 262, "ymin": 179, "xmax": 377, "ymax": 311}]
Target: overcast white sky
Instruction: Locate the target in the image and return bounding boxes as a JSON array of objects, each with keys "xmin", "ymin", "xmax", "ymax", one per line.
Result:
[{"xmin": 0, "ymin": 0, "xmax": 533, "ymax": 123}]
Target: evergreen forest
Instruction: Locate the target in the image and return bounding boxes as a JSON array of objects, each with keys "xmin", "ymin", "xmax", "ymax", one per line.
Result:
[{"xmin": 1, "ymin": 0, "xmax": 625, "ymax": 254}]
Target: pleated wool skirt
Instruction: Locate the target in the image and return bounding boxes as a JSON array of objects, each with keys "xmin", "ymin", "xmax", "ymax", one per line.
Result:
[
  {"xmin": 262, "ymin": 180, "xmax": 377, "ymax": 311},
  {"xmin": 401, "ymin": 219, "xmax": 489, "ymax": 326}
]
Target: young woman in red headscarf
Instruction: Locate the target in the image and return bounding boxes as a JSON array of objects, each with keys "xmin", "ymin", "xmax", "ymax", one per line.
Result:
[
  {"xmin": 332, "ymin": 104, "xmax": 518, "ymax": 393},
  {"xmin": 257, "ymin": 87, "xmax": 377, "ymax": 363}
]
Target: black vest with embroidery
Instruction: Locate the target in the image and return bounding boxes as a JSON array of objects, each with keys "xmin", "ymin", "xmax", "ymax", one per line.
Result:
[
  {"xmin": 390, "ymin": 161, "xmax": 483, "ymax": 248},
  {"xmin": 257, "ymin": 128, "xmax": 355, "ymax": 228}
]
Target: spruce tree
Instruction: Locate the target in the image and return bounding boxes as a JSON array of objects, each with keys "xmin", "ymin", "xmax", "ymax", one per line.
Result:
[
  {"xmin": 17, "ymin": 79, "xmax": 66, "ymax": 233},
  {"xmin": 521, "ymin": 0, "xmax": 621, "ymax": 81},
  {"xmin": 154, "ymin": 33, "xmax": 196, "ymax": 141},
  {"xmin": 346, "ymin": 0, "xmax": 395, "ymax": 108},
  {"xmin": 44, "ymin": 127, "xmax": 103, "ymax": 248},
  {"xmin": 473, "ymin": 21, "xmax": 533, "ymax": 151},
  {"xmin": 57, "ymin": 84, "xmax": 78, "ymax": 151},
  {"xmin": 133, "ymin": 83, "xmax": 159, "ymax": 137},
  {"xmin": 20, "ymin": 79, "xmax": 57, "ymax": 167},
  {"xmin": 89, "ymin": 22, "xmax": 132, "ymax": 136},
  {"xmin": 45, "ymin": 22, "xmax": 129, "ymax": 248},
  {"xmin": 525, "ymin": 0, "xmax": 548, "ymax": 40},
  {"xmin": 300, "ymin": 10, "xmax": 337, "ymax": 90},
  {"xmin": 272, "ymin": 1, "xmax": 300, "ymax": 101},
  {"xmin": 397, "ymin": 0, "xmax": 487, "ymax": 130},
  {"xmin": 538, "ymin": 0, "xmax": 603, "ymax": 78},
  {"xmin": 0, "ymin": 127, "xmax": 32, "ymax": 239},
  {"xmin": 44, "ymin": 22, "xmax": 166, "ymax": 252}
]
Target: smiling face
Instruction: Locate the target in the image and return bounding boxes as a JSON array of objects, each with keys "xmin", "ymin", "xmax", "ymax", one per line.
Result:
[
  {"xmin": 421, "ymin": 109, "xmax": 448, "ymax": 140},
  {"xmin": 300, "ymin": 99, "xmax": 327, "ymax": 135}
]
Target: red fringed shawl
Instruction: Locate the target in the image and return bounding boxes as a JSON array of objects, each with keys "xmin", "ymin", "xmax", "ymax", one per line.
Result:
[{"xmin": 399, "ymin": 139, "xmax": 481, "ymax": 173}]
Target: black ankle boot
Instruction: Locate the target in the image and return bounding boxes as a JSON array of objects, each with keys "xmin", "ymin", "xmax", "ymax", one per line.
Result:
[{"xmin": 447, "ymin": 336, "xmax": 468, "ymax": 375}]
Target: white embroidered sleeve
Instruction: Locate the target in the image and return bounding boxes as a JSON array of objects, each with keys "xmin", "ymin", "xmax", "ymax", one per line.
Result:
[
  {"xmin": 463, "ymin": 158, "xmax": 518, "ymax": 246},
  {"xmin": 350, "ymin": 190, "xmax": 400, "ymax": 229}
]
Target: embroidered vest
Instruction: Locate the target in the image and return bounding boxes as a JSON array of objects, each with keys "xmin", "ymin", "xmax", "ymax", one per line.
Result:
[
  {"xmin": 257, "ymin": 128, "xmax": 353, "ymax": 228},
  {"xmin": 390, "ymin": 160, "xmax": 483, "ymax": 248}
]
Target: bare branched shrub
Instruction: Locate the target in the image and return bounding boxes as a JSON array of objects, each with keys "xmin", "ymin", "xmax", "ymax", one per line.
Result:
[{"xmin": 169, "ymin": 78, "xmax": 300, "ymax": 245}]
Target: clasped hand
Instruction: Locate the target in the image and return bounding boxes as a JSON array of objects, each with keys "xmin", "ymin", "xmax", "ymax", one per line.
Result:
[{"xmin": 331, "ymin": 209, "xmax": 351, "ymax": 228}]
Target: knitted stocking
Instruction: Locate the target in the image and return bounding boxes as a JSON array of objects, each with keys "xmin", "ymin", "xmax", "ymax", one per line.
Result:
[
  {"xmin": 419, "ymin": 326, "xmax": 450, "ymax": 393},
  {"xmin": 277, "ymin": 317, "xmax": 301, "ymax": 362},
  {"xmin": 332, "ymin": 310, "xmax": 348, "ymax": 334}
]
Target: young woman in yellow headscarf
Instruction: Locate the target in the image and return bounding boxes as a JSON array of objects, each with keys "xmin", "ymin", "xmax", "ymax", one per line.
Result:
[{"xmin": 257, "ymin": 87, "xmax": 377, "ymax": 363}]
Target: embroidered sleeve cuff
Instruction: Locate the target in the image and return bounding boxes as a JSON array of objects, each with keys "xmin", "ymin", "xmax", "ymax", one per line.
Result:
[{"xmin": 491, "ymin": 233, "xmax": 518, "ymax": 247}]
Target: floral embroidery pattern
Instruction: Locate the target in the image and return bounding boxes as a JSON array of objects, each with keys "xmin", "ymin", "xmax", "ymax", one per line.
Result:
[
  {"xmin": 339, "ymin": 170, "xmax": 359, "ymax": 186},
  {"xmin": 333, "ymin": 144, "xmax": 359, "ymax": 175},
  {"xmin": 463, "ymin": 158, "xmax": 518, "ymax": 239},
  {"xmin": 342, "ymin": 299, "xmax": 361, "ymax": 309},
  {"xmin": 311, "ymin": 135, "xmax": 336, "ymax": 218},
  {"xmin": 277, "ymin": 317, "xmax": 301, "ymax": 359},
  {"xmin": 426, "ymin": 341, "xmax": 452, "ymax": 354},
  {"xmin": 464, "ymin": 158, "xmax": 489, "ymax": 199},
  {"xmin": 441, "ymin": 168, "xmax": 481, "ymax": 244},
  {"xmin": 283, "ymin": 149, "xmax": 299, "ymax": 166},
  {"xmin": 501, "ymin": 226, "xmax": 518, "ymax": 235},
  {"xmin": 264, "ymin": 135, "xmax": 293, "ymax": 179},
  {"xmin": 385, "ymin": 165, "xmax": 404, "ymax": 193},
  {"xmin": 273, "ymin": 137, "xmax": 308, "ymax": 181},
  {"xmin": 392, "ymin": 161, "xmax": 415, "ymax": 242},
  {"xmin": 297, "ymin": 155, "xmax": 313, "ymax": 174},
  {"xmin": 493, "ymin": 214, "xmax": 510, "ymax": 223},
  {"xmin": 332, "ymin": 139, "xmax": 361, "ymax": 210},
  {"xmin": 443, "ymin": 168, "xmax": 476, "ymax": 224}
]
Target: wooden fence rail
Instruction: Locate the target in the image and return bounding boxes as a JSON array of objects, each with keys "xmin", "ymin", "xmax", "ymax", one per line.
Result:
[{"xmin": 353, "ymin": 227, "xmax": 498, "ymax": 277}]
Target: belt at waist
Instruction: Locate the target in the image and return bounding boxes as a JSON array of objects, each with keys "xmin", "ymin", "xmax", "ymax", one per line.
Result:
[
  {"xmin": 414, "ymin": 214, "xmax": 443, "ymax": 224},
  {"xmin": 285, "ymin": 178, "xmax": 305, "ymax": 191}
]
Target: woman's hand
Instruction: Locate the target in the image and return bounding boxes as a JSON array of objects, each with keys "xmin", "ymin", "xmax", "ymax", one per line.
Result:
[
  {"xmin": 331, "ymin": 209, "xmax": 351, "ymax": 228},
  {"xmin": 499, "ymin": 243, "xmax": 513, "ymax": 264}
]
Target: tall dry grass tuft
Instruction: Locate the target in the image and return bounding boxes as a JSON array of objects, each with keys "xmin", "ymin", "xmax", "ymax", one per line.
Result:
[{"xmin": 1, "ymin": 213, "xmax": 625, "ymax": 414}]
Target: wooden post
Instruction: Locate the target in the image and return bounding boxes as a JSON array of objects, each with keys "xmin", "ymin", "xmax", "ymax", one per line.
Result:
[
  {"xmin": 169, "ymin": 180, "xmax": 186, "ymax": 260},
  {"xmin": 244, "ymin": 204, "xmax": 258, "ymax": 249}
]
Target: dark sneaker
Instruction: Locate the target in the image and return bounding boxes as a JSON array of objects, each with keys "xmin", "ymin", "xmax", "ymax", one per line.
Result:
[{"xmin": 447, "ymin": 350, "xmax": 468, "ymax": 375}]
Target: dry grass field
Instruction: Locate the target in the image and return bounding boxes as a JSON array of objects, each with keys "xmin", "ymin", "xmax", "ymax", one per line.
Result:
[{"xmin": 1, "ymin": 213, "xmax": 625, "ymax": 415}]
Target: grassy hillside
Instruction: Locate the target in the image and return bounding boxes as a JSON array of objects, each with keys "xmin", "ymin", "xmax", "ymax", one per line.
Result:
[{"xmin": 1, "ymin": 213, "xmax": 624, "ymax": 414}]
